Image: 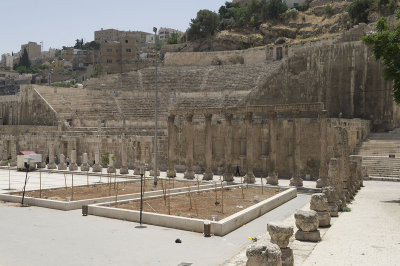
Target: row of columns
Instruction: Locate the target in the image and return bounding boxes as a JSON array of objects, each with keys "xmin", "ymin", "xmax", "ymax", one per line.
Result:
[{"xmin": 167, "ymin": 111, "xmax": 280, "ymax": 183}]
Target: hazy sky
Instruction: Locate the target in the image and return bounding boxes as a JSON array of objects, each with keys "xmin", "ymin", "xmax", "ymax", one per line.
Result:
[{"xmin": 0, "ymin": 0, "xmax": 227, "ymax": 55}]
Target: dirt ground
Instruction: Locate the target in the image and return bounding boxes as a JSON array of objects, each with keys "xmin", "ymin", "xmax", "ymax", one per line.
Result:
[
  {"xmin": 115, "ymin": 186, "xmax": 281, "ymax": 220},
  {"xmin": 14, "ymin": 178, "xmax": 192, "ymax": 201}
]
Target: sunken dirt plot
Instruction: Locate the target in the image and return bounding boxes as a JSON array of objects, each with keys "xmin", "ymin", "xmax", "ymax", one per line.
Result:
[
  {"xmin": 115, "ymin": 186, "xmax": 281, "ymax": 220},
  {"xmin": 13, "ymin": 179, "xmax": 190, "ymax": 201}
]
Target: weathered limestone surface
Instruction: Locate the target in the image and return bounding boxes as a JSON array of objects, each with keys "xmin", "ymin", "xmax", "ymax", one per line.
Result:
[
  {"xmin": 294, "ymin": 230, "xmax": 321, "ymax": 242},
  {"xmin": 69, "ymin": 150, "xmax": 78, "ymax": 171},
  {"xmin": 244, "ymin": 112, "xmax": 255, "ymax": 184},
  {"xmin": 316, "ymin": 211, "xmax": 331, "ymax": 227},
  {"xmin": 92, "ymin": 151, "xmax": 102, "ymax": 172},
  {"xmin": 316, "ymin": 110, "xmax": 329, "ymax": 188},
  {"xmin": 184, "ymin": 114, "xmax": 195, "ymax": 180},
  {"xmin": 310, "ymin": 193, "xmax": 329, "ymax": 212},
  {"xmin": 267, "ymin": 223, "xmax": 294, "ymax": 249},
  {"xmin": 81, "ymin": 153, "xmax": 90, "ymax": 171},
  {"xmin": 246, "ymin": 242, "xmax": 282, "ymax": 266},
  {"xmin": 267, "ymin": 171, "xmax": 279, "ymax": 185},
  {"xmin": 295, "ymin": 210, "xmax": 319, "ymax": 232},
  {"xmin": 107, "ymin": 153, "xmax": 116, "ymax": 173},
  {"xmin": 47, "ymin": 143, "xmax": 57, "ymax": 169},
  {"xmin": 281, "ymin": 248, "xmax": 294, "ymax": 266},
  {"xmin": 203, "ymin": 114, "xmax": 214, "ymax": 180},
  {"xmin": 58, "ymin": 154, "xmax": 67, "ymax": 170},
  {"xmin": 322, "ymin": 186, "xmax": 339, "ymax": 217}
]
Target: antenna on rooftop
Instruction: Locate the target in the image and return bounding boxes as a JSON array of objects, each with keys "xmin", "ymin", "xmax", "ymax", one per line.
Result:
[{"xmin": 40, "ymin": 41, "xmax": 44, "ymax": 52}]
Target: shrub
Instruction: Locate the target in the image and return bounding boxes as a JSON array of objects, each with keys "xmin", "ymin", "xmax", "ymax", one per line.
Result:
[
  {"xmin": 348, "ymin": 0, "xmax": 372, "ymax": 23},
  {"xmin": 325, "ymin": 5, "xmax": 334, "ymax": 15}
]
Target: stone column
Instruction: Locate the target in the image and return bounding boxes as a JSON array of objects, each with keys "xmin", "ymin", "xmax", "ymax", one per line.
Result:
[
  {"xmin": 317, "ymin": 110, "xmax": 329, "ymax": 188},
  {"xmin": 47, "ymin": 143, "xmax": 57, "ymax": 169},
  {"xmin": 290, "ymin": 111, "xmax": 303, "ymax": 187},
  {"xmin": 38, "ymin": 150, "xmax": 46, "ymax": 168},
  {"xmin": 69, "ymin": 149, "xmax": 78, "ymax": 171},
  {"xmin": 203, "ymin": 114, "xmax": 214, "ymax": 180},
  {"xmin": 1, "ymin": 141, "xmax": 8, "ymax": 165},
  {"xmin": 269, "ymin": 112, "xmax": 277, "ymax": 174},
  {"xmin": 120, "ymin": 142, "xmax": 129, "ymax": 174},
  {"xmin": 58, "ymin": 154, "xmax": 67, "ymax": 170},
  {"xmin": 184, "ymin": 113, "xmax": 195, "ymax": 179},
  {"xmin": 244, "ymin": 112, "xmax": 255, "ymax": 183},
  {"xmin": 167, "ymin": 115, "xmax": 176, "ymax": 178},
  {"xmin": 107, "ymin": 153, "xmax": 116, "ymax": 173},
  {"xmin": 10, "ymin": 139, "xmax": 17, "ymax": 167},
  {"xmin": 267, "ymin": 223, "xmax": 294, "ymax": 266},
  {"xmin": 223, "ymin": 113, "xmax": 234, "ymax": 182},
  {"xmin": 310, "ymin": 193, "xmax": 331, "ymax": 227},
  {"xmin": 92, "ymin": 145, "xmax": 102, "ymax": 172},
  {"xmin": 81, "ymin": 153, "xmax": 90, "ymax": 171}
]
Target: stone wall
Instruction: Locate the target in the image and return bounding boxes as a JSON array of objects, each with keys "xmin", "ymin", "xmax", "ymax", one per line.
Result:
[
  {"xmin": 164, "ymin": 47, "xmax": 267, "ymax": 66},
  {"xmin": 241, "ymin": 41, "xmax": 400, "ymax": 131}
]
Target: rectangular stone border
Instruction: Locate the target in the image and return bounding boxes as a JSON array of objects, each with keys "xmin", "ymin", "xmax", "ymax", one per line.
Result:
[
  {"xmin": 88, "ymin": 186, "xmax": 297, "ymax": 236},
  {"xmin": 0, "ymin": 181, "xmax": 218, "ymax": 211}
]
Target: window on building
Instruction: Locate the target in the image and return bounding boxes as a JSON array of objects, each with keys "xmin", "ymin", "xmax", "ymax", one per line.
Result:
[
  {"xmin": 125, "ymin": 40, "xmax": 128, "ymax": 43},
  {"xmin": 106, "ymin": 59, "xmax": 112, "ymax": 63},
  {"xmin": 126, "ymin": 48, "xmax": 131, "ymax": 52},
  {"xmin": 106, "ymin": 48, "xmax": 112, "ymax": 53}
]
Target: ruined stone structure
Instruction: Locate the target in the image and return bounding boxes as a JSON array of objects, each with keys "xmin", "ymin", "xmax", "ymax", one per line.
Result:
[{"xmin": 0, "ymin": 24, "xmax": 395, "ymax": 179}]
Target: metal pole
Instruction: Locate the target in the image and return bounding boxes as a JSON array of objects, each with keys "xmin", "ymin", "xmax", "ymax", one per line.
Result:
[
  {"xmin": 140, "ymin": 173, "xmax": 144, "ymax": 225},
  {"xmin": 153, "ymin": 27, "xmax": 158, "ymax": 186}
]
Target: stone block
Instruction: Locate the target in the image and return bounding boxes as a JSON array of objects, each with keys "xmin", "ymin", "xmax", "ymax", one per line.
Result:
[
  {"xmin": 244, "ymin": 173, "xmax": 256, "ymax": 184},
  {"xmin": 80, "ymin": 164, "xmax": 90, "ymax": 172},
  {"xmin": 69, "ymin": 163, "xmax": 78, "ymax": 171},
  {"xmin": 281, "ymin": 248, "xmax": 294, "ymax": 266},
  {"xmin": 267, "ymin": 174, "xmax": 279, "ymax": 185},
  {"xmin": 317, "ymin": 211, "xmax": 331, "ymax": 227},
  {"xmin": 47, "ymin": 163, "xmax": 57, "ymax": 170},
  {"xmin": 295, "ymin": 230, "xmax": 321, "ymax": 242},
  {"xmin": 203, "ymin": 169, "xmax": 214, "ymax": 180},
  {"xmin": 289, "ymin": 176, "xmax": 303, "ymax": 187},
  {"xmin": 120, "ymin": 166, "xmax": 129, "ymax": 174},
  {"xmin": 246, "ymin": 242, "xmax": 282, "ymax": 266},
  {"xmin": 92, "ymin": 164, "xmax": 102, "ymax": 172},
  {"xmin": 58, "ymin": 163, "xmax": 67, "ymax": 171},
  {"xmin": 316, "ymin": 177, "xmax": 329, "ymax": 188},
  {"xmin": 294, "ymin": 210, "xmax": 319, "ymax": 232},
  {"xmin": 222, "ymin": 172, "xmax": 233, "ymax": 182},
  {"xmin": 166, "ymin": 169, "xmax": 176, "ymax": 178},
  {"xmin": 322, "ymin": 186, "xmax": 336, "ymax": 203},
  {"xmin": 310, "ymin": 193, "xmax": 329, "ymax": 212},
  {"xmin": 328, "ymin": 203, "xmax": 339, "ymax": 217},
  {"xmin": 267, "ymin": 223, "xmax": 294, "ymax": 249},
  {"xmin": 149, "ymin": 169, "xmax": 160, "ymax": 177},
  {"xmin": 133, "ymin": 167, "xmax": 141, "ymax": 175},
  {"xmin": 107, "ymin": 166, "xmax": 116, "ymax": 174},
  {"xmin": 184, "ymin": 170, "xmax": 195, "ymax": 180}
]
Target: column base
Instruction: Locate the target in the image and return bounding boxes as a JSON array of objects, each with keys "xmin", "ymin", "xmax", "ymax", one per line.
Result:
[
  {"xmin": 316, "ymin": 211, "xmax": 331, "ymax": 227},
  {"xmin": 92, "ymin": 164, "xmax": 102, "ymax": 172},
  {"xmin": 10, "ymin": 161, "xmax": 16, "ymax": 167},
  {"xmin": 316, "ymin": 177, "xmax": 329, "ymax": 188},
  {"xmin": 69, "ymin": 163, "xmax": 78, "ymax": 171},
  {"xmin": 133, "ymin": 167, "xmax": 140, "ymax": 175},
  {"xmin": 58, "ymin": 163, "xmax": 67, "ymax": 170},
  {"xmin": 37, "ymin": 163, "xmax": 46, "ymax": 169},
  {"xmin": 267, "ymin": 174, "xmax": 279, "ymax": 185},
  {"xmin": 223, "ymin": 172, "xmax": 234, "ymax": 182},
  {"xmin": 328, "ymin": 203, "xmax": 339, "ymax": 217},
  {"xmin": 167, "ymin": 169, "xmax": 176, "ymax": 178},
  {"xmin": 149, "ymin": 169, "xmax": 160, "ymax": 177},
  {"xmin": 81, "ymin": 164, "xmax": 90, "ymax": 172},
  {"xmin": 289, "ymin": 176, "xmax": 303, "ymax": 187},
  {"xmin": 120, "ymin": 166, "xmax": 129, "ymax": 174},
  {"xmin": 203, "ymin": 169, "xmax": 214, "ymax": 180},
  {"xmin": 107, "ymin": 166, "xmax": 116, "ymax": 174},
  {"xmin": 244, "ymin": 173, "xmax": 255, "ymax": 184},
  {"xmin": 295, "ymin": 230, "xmax": 321, "ymax": 242},
  {"xmin": 281, "ymin": 248, "xmax": 294, "ymax": 266},
  {"xmin": 47, "ymin": 163, "xmax": 57, "ymax": 170},
  {"xmin": 184, "ymin": 170, "xmax": 195, "ymax": 179}
]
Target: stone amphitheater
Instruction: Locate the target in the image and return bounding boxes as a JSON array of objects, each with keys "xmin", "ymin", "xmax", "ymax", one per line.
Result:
[{"xmin": 0, "ymin": 23, "xmax": 398, "ymax": 181}]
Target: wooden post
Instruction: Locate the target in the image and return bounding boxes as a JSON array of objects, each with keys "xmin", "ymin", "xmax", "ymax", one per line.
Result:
[
  {"xmin": 71, "ymin": 173, "xmax": 74, "ymax": 201},
  {"xmin": 221, "ymin": 181, "xmax": 224, "ymax": 214},
  {"xmin": 172, "ymin": 178, "xmax": 174, "ymax": 189},
  {"xmin": 114, "ymin": 171, "xmax": 117, "ymax": 190},
  {"xmin": 241, "ymin": 176, "xmax": 244, "ymax": 199},
  {"xmin": 168, "ymin": 188, "xmax": 171, "ymax": 215},
  {"xmin": 64, "ymin": 173, "xmax": 67, "ymax": 190},
  {"xmin": 214, "ymin": 182, "xmax": 218, "ymax": 203},
  {"xmin": 161, "ymin": 180, "xmax": 166, "ymax": 206},
  {"xmin": 261, "ymin": 176, "xmax": 264, "ymax": 195},
  {"xmin": 87, "ymin": 171, "xmax": 89, "ymax": 186},
  {"xmin": 188, "ymin": 185, "xmax": 192, "ymax": 210},
  {"xmin": 115, "ymin": 181, "xmax": 118, "ymax": 205},
  {"xmin": 39, "ymin": 170, "xmax": 42, "ymax": 198}
]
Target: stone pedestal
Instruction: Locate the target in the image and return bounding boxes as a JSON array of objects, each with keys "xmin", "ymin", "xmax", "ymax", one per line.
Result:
[
  {"xmin": 120, "ymin": 143, "xmax": 129, "ymax": 174},
  {"xmin": 47, "ymin": 144, "xmax": 57, "ymax": 170},
  {"xmin": 203, "ymin": 169, "xmax": 214, "ymax": 181},
  {"xmin": 246, "ymin": 242, "xmax": 282, "ymax": 266},
  {"xmin": 281, "ymin": 248, "xmax": 294, "ymax": 266},
  {"xmin": 81, "ymin": 153, "xmax": 90, "ymax": 172},
  {"xmin": 107, "ymin": 154, "xmax": 116, "ymax": 174},
  {"xmin": 92, "ymin": 151, "xmax": 102, "ymax": 172},
  {"xmin": 120, "ymin": 166, "xmax": 129, "ymax": 175},
  {"xmin": 58, "ymin": 154, "xmax": 67, "ymax": 170},
  {"xmin": 267, "ymin": 222, "xmax": 294, "ymax": 266},
  {"xmin": 244, "ymin": 173, "xmax": 255, "ymax": 184},
  {"xmin": 316, "ymin": 177, "xmax": 329, "ymax": 188},
  {"xmin": 294, "ymin": 210, "xmax": 321, "ymax": 242},
  {"xmin": 133, "ymin": 167, "xmax": 141, "ymax": 175},
  {"xmin": 166, "ymin": 169, "xmax": 176, "ymax": 178},
  {"xmin": 267, "ymin": 172, "xmax": 279, "ymax": 185},
  {"xmin": 310, "ymin": 193, "xmax": 331, "ymax": 227},
  {"xmin": 289, "ymin": 176, "xmax": 303, "ymax": 187},
  {"xmin": 203, "ymin": 114, "xmax": 214, "ymax": 181},
  {"xmin": 328, "ymin": 203, "xmax": 339, "ymax": 217},
  {"xmin": 244, "ymin": 112, "xmax": 255, "ymax": 184},
  {"xmin": 68, "ymin": 150, "xmax": 78, "ymax": 171},
  {"xmin": 149, "ymin": 169, "xmax": 160, "ymax": 177},
  {"xmin": 38, "ymin": 150, "xmax": 46, "ymax": 169}
]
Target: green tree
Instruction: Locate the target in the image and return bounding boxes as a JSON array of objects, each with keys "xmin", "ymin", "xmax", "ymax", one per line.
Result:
[
  {"xmin": 266, "ymin": 0, "xmax": 288, "ymax": 19},
  {"xmin": 20, "ymin": 48, "xmax": 31, "ymax": 68},
  {"xmin": 348, "ymin": 0, "xmax": 372, "ymax": 23},
  {"xmin": 166, "ymin": 32, "xmax": 180, "ymax": 44},
  {"xmin": 74, "ymin": 38, "xmax": 84, "ymax": 49},
  {"xmin": 362, "ymin": 10, "xmax": 400, "ymax": 104},
  {"xmin": 188, "ymin": 9, "xmax": 220, "ymax": 40}
]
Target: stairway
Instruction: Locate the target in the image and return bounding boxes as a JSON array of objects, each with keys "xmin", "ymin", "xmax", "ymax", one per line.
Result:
[{"xmin": 356, "ymin": 129, "xmax": 400, "ymax": 181}]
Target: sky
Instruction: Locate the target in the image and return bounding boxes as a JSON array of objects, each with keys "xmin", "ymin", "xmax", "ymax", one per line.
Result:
[{"xmin": 0, "ymin": 0, "xmax": 227, "ymax": 55}]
